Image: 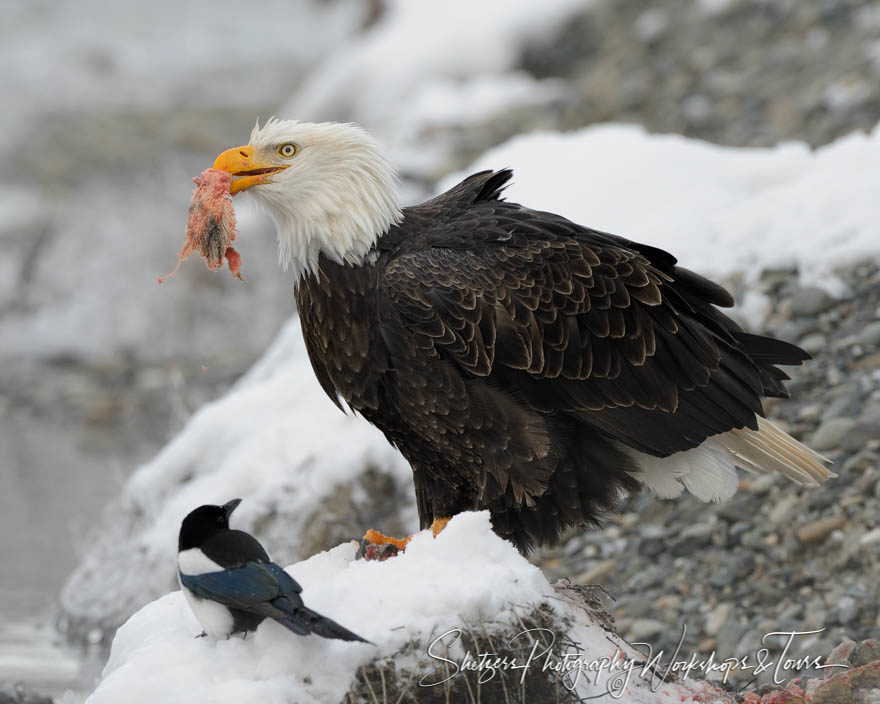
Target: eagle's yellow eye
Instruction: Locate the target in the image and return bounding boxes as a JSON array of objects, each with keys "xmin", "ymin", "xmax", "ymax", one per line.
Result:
[{"xmin": 277, "ymin": 143, "xmax": 299, "ymax": 158}]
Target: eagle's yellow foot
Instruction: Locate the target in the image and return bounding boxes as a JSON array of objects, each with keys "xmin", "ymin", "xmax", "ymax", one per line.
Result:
[
  {"xmin": 430, "ymin": 517, "xmax": 450, "ymax": 536},
  {"xmin": 362, "ymin": 529, "xmax": 411, "ymax": 551},
  {"xmin": 359, "ymin": 518, "xmax": 451, "ymax": 561}
]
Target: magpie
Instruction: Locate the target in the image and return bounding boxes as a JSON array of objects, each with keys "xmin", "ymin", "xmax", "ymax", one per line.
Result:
[{"xmin": 178, "ymin": 498, "xmax": 367, "ymax": 642}]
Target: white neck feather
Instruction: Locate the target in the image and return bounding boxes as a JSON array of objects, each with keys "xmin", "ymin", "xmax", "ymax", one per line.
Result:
[{"xmin": 245, "ymin": 119, "xmax": 402, "ymax": 282}]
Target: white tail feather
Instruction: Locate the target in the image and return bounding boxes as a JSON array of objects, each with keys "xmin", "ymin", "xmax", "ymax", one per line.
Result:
[
  {"xmin": 630, "ymin": 417, "xmax": 833, "ymax": 503},
  {"xmin": 631, "ymin": 442, "xmax": 740, "ymax": 503},
  {"xmin": 716, "ymin": 417, "xmax": 834, "ymax": 487}
]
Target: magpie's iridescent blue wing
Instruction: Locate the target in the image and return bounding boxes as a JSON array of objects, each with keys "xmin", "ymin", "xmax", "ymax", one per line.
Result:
[{"xmin": 180, "ymin": 562, "xmax": 302, "ymax": 610}]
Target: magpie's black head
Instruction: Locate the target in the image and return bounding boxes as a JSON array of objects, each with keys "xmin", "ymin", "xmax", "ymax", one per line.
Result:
[{"xmin": 178, "ymin": 498, "xmax": 242, "ymax": 551}]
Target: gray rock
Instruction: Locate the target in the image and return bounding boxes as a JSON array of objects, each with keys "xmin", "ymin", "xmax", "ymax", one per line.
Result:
[
  {"xmin": 832, "ymin": 596, "xmax": 859, "ymax": 625},
  {"xmin": 740, "ymin": 529, "xmax": 768, "ymax": 549},
  {"xmin": 861, "ymin": 687, "xmax": 880, "ymax": 704},
  {"xmin": 716, "ymin": 619, "xmax": 750, "ymax": 657},
  {"xmin": 854, "ymin": 638, "xmax": 880, "ymax": 667},
  {"xmin": 790, "ymin": 286, "xmax": 835, "ymax": 317},
  {"xmin": 857, "ymin": 321, "xmax": 880, "ymax": 349},
  {"xmin": 704, "ymin": 602, "xmax": 732, "ymax": 637},
  {"xmin": 821, "ymin": 393, "xmax": 863, "ymax": 422},
  {"xmin": 627, "ymin": 564, "xmax": 666, "ymax": 591},
  {"xmin": 797, "ymin": 516, "xmax": 847, "ymax": 543},
  {"xmin": 0, "ymin": 684, "xmax": 53, "ymax": 704},
  {"xmin": 811, "ymin": 417, "xmax": 857, "ymax": 451},
  {"xmin": 638, "ymin": 537, "xmax": 666, "ymax": 558},
  {"xmin": 627, "ymin": 618, "xmax": 667, "ymax": 641},
  {"xmin": 800, "ymin": 332, "xmax": 828, "ymax": 355},
  {"xmin": 840, "ymin": 418, "xmax": 880, "ymax": 453},
  {"xmin": 769, "ymin": 494, "xmax": 799, "ymax": 525},
  {"xmin": 735, "ymin": 628, "xmax": 764, "ymax": 657},
  {"xmin": 671, "ymin": 522, "xmax": 715, "ymax": 554},
  {"xmin": 759, "ymin": 266, "xmax": 798, "ymax": 291}
]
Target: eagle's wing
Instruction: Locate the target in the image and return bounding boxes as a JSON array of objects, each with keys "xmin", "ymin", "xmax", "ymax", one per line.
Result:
[{"xmin": 379, "ymin": 174, "xmax": 807, "ymax": 459}]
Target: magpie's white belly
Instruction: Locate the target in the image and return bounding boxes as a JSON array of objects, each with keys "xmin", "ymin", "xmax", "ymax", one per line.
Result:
[
  {"xmin": 179, "ymin": 578, "xmax": 235, "ymax": 639},
  {"xmin": 177, "ymin": 548, "xmax": 234, "ymax": 638}
]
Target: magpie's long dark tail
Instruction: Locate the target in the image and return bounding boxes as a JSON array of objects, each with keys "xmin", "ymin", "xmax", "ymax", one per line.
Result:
[{"xmin": 279, "ymin": 606, "xmax": 369, "ymax": 643}]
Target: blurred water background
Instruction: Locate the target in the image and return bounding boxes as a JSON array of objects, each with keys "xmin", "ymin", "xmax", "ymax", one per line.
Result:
[{"xmin": 1, "ymin": 0, "xmax": 878, "ymax": 699}]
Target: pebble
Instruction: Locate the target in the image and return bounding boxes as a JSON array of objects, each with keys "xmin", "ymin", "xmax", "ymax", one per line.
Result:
[
  {"xmin": 741, "ymin": 529, "xmax": 769, "ymax": 549},
  {"xmin": 652, "ymin": 594, "xmax": 681, "ymax": 610},
  {"xmin": 790, "ymin": 286, "xmax": 834, "ymax": 317},
  {"xmin": 857, "ymin": 321, "xmax": 880, "ymax": 349},
  {"xmin": 796, "ymin": 516, "xmax": 847, "ymax": 543},
  {"xmin": 841, "ymin": 418, "xmax": 880, "ymax": 453},
  {"xmin": 626, "ymin": 565, "xmax": 665, "ymax": 591},
  {"xmin": 716, "ymin": 620, "xmax": 749, "ymax": 657},
  {"xmin": 575, "ymin": 559, "xmax": 616, "ymax": 584},
  {"xmin": 671, "ymin": 522, "xmax": 715, "ymax": 554},
  {"xmin": 800, "ymin": 332, "xmax": 828, "ymax": 355},
  {"xmin": 627, "ymin": 618, "xmax": 667, "ymax": 641},
  {"xmin": 855, "ymin": 639, "xmax": 880, "ymax": 668},
  {"xmin": 811, "ymin": 417, "xmax": 857, "ymax": 451},
  {"xmin": 769, "ymin": 494, "xmax": 799, "ymax": 525},
  {"xmin": 833, "ymin": 597, "xmax": 859, "ymax": 626},
  {"xmin": 821, "ymin": 394, "xmax": 863, "ymax": 423},
  {"xmin": 704, "ymin": 602, "xmax": 731, "ymax": 637}
]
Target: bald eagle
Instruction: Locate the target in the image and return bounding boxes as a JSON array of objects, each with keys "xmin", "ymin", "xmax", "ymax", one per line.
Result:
[{"xmin": 210, "ymin": 119, "xmax": 831, "ymax": 553}]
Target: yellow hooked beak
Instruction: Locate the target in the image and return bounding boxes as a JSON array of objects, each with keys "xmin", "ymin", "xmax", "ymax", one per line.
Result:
[{"xmin": 212, "ymin": 145, "xmax": 289, "ymax": 195}]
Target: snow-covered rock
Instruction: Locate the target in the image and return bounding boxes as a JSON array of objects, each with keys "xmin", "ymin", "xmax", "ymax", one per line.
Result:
[{"xmin": 86, "ymin": 512, "xmax": 733, "ymax": 704}]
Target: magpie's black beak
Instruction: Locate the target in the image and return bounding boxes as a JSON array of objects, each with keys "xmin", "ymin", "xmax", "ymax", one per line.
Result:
[{"xmin": 223, "ymin": 498, "xmax": 242, "ymax": 517}]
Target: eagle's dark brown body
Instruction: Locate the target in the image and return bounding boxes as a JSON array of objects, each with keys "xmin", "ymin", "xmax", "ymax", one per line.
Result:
[{"xmin": 294, "ymin": 170, "xmax": 806, "ymax": 552}]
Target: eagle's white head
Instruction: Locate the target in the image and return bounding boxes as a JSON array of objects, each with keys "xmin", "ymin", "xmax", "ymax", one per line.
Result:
[{"xmin": 212, "ymin": 118, "xmax": 402, "ymax": 281}]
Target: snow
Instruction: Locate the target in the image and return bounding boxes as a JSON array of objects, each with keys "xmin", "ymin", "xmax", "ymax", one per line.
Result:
[
  {"xmin": 446, "ymin": 123, "xmax": 880, "ymax": 287},
  {"xmin": 284, "ymin": 0, "xmax": 585, "ymax": 178},
  {"xmin": 60, "ymin": 317, "xmax": 415, "ymax": 632},
  {"xmin": 86, "ymin": 512, "xmax": 730, "ymax": 704},
  {"xmin": 399, "ymin": 72, "xmax": 565, "ymax": 130},
  {"xmin": 289, "ymin": 0, "xmax": 586, "ymax": 125}
]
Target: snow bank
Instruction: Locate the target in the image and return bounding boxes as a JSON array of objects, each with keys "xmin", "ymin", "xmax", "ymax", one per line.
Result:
[
  {"xmin": 87, "ymin": 512, "xmax": 730, "ymax": 704},
  {"xmin": 448, "ymin": 123, "xmax": 880, "ymax": 288},
  {"xmin": 61, "ymin": 318, "xmax": 414, "ymax": 636}
]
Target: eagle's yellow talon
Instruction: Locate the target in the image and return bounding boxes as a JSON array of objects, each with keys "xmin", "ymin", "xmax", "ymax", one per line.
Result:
[
  {"xmin": 361, "ymin": 517, "xmax": 451, "ymax": 555},
  {"xmin": 430, "ymin": 517, "xmax": 451, "ymax": 536},
  {"xmin": 362, "ymin": 529, "xmax": 411, "ymax": 551}
]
